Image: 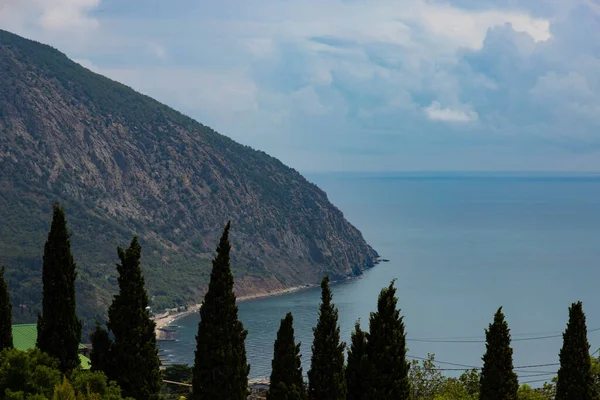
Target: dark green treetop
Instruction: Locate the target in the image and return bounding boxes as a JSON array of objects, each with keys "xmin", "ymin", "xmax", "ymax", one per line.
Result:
[
  {"xmin": 193, "ymin": 222, "xmax": 250, "ymax": 400},
  {"xmin": 479, "ymin": 307, "xmax": 518, "ymax": 400},
  {"xmin": 307, "ymin": 276, "xmax": 347, "ymax": 400},
  {"xmin": 556, "ymin": 301, "xmax": 599, "ymax": 400},
  {"xmin": 365, "ymin": 279, "xmax": 410, "ymax": 400},
  {"xmin": 36, "ymin": 202, "xmax": 82, "ymax": 374},
  {"xmin": 89, "ymin": 321, "xmax": 113, "ymax": 375},
  {"xmin": 267, "ymin": 312, "xmax": 307, "ymax": 400},
  {"xmin": 107, "ymin": 236, "xmax": 162, "ymax": 399},
  {"xmin": 346, "ymin": 320, "xmax": 371, "ymax": 400},
  {"xmin": 0, "ymin": 266, "xmax": 12, "ymax": 351}
]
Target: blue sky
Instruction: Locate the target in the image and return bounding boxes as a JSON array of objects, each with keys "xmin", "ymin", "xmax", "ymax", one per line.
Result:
[{"xmin": 1, "ymin": 0, "xmax": 600, "ymax": 172}]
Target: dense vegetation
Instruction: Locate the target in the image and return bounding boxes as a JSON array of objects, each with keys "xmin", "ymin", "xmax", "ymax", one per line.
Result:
[
  {"xmin": 37, "ymin": 203, "xmax": 82, "ymax": 374},
  {"xmin": 307, "ymin": 276, "xmax": 347, "ymax": 400},
  {"xmin": 555, "ymin": 301, "xmax": 598, "ymax": 399},
  {"xmin": 0, "ymin": 28, "xmax": 377, "ymax": 332},
  {"xmin": 267, "ymin": 313, "xmax": 306, "ymax": 400},
  {"xmin": 479, "ymin": 307, "xmax": 518, "ymax": 399},
  {"xmin": 192, "ymin": 222, "xmax": 249, "ymax": 400},
  {"xmin": 1, "ymin": 204, "xmax": 598, "ymax": 399},
  {"xmin": 100, "ymin": 237, "xmax": 162, "ymax": 399},
  {"xmin": 0, "ymin": 265, "xmax": 12, "ymax": 351}
]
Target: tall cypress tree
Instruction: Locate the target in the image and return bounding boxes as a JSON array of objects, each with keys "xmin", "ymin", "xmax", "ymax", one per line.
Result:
[
  {"xmin": 36, "ymin": 202, "xmax": 82, "ymax": 373},
  {"xmin": 346, "ymin": 320, "xmax": 370, "ymax": 400},
  {"xmin": 365, "ymin": 280, "xmax": 410, "ymax": 400},
  {"xmin": 107, "ymin": 236, "xmax": 162, "ymax": 399},
  {"xmin": 556, "ymin": 301, "xmax": 598, "ymax": 400},
  {"xmin": 193, "ymin": 222, "xmax": 249, "ymax": 400},
  {"xmin": 307, "ymin": 276, "xmax": 347, "ymax": 400},
  {"xmin": 89, "ymin": 321, "xmax": 113, "ymax": 376},
  {"xmin": 267, "ymin": 312, "xmax": 307, "ymax": 400},
  {"xmin": 479, "ymin": 307, "xmax": 518, "ymax": 400},
  {"xmin": 0, "ymin": 266, "xmax": 12, "ymax": 351}
]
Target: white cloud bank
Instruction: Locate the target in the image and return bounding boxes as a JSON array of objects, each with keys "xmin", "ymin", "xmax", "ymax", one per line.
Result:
[{"xmin": 425, "ymin": 102, "xmax": 479, "ymax": 122}]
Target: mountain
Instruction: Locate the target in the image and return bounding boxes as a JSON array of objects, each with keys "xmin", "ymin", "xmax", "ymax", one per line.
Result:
[{"xmin": 0, "ymin": 29, "xmax": 378, "ymax": 326}]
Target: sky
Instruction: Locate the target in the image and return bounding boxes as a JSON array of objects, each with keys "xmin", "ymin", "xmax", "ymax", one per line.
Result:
[{"xmin": 1, "ymin": 0, "xmax": 600, "ymax": 172}]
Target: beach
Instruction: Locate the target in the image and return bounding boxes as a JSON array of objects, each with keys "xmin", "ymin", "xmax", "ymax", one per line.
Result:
[{"xmin": 154, "ymin": 284, "xmax": 316, "ymax": 331}]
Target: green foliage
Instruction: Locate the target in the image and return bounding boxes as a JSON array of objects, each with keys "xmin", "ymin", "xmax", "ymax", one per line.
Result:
[
  {"xmin": 457, "ymin": 369, "xmax": 480, "ymax": 399},
  {"xmin": 0, "ymin": 349, "xmax": 128, "ymax": 400},
  {"xmin": 162, "ymin": 364, "xmax": 193, "ymax": 383},
  {"xmin": 307, "ymin": 276, "xmax": 346, "ymax": 400},
  {"xmin": 106, "ymin": 237, "xmax": 162, "ymax": 399},
  {"xmin": 410, "ymin": 354, "xmax": 447, "ymax": 400},
  {"xmin": 434, "ymin": 377, "xmax": 475, "ymax": 400},
  {"xmin": 346, "ymin": 320, "xmax": 370, "ymax": 400},
  {"xmin": 408, "ymin": 354, "xmax": 479, "ymax": 400},
  {"xmin": 89, "ymin": 322, "xmax": 113, "ymax": 374},
  {"xmin": 52, "ymin": 376, "xmax": 77, "ymax": 400},
  {"xmin": 161, "ymin": 364, "xmax": 193, "ymax": 399},
  {"xmin": 36, "ymin": 203, "xmax": 82, "ymax": 374},
  {"xmin": 70, "ymin": 370, "xmax": 127, "ymax": 400},
  {"xmin": 480, "ymin": 307, "xmax": 518, "ymax": 400},
  {"xmin": 268, "ymin": 312, "xmax": 306, "ymax": 400},
  {"xmin": 0, "ymin": 348, "xmax": 61, "ymax": 399},
  {"xmin": 517, "ymin": 384, "xmax": 550, "ymax": 400},
  {"xmin": 193, "ymin": 222, "xmax": 249, "ymax": 400},
  {"xmin": 365, "ymin": 279, "xmax": 410, "ymax": 400},
  {"xmin": 0, "ymin": 265, "xmax": 13, "ymax": 350},
  {"xmin": 555, "ymin": 301, "xmax": 598, "ymax": 400}
]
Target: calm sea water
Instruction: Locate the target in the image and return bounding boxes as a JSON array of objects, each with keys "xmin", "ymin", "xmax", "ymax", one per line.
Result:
[{"xmin": 158, "ymin": 172, "xmax": 600, "ymax": 386}]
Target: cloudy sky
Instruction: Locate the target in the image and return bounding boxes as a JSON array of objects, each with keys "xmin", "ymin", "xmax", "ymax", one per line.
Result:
[{"xmin": 1, "ymin": 0, "xmax": 599, "ymax": 172}]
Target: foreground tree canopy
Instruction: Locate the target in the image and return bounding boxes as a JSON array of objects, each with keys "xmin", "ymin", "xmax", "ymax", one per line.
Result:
[
  {"xmin": 36, "ymin": 203, "xmax": 82, "ymax": 374},
  {"xmin": 193, "ymin": 222, "xmax": 250, "ymax": 400}
]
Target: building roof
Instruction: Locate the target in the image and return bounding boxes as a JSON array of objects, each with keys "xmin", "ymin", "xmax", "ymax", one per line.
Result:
[{"xmin": 11, "ymin": 324, "xmax": 91, "ymax": 369}]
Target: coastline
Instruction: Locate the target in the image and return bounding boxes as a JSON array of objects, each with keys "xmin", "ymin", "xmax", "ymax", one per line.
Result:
[{"xmin": 153, "ymin": 283, "xmax": 317, "ymax": 331}]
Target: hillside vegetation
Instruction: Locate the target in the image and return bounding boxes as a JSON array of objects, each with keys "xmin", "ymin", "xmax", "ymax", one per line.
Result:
[{"xmin": 0, "ymin": 29, "xmax": 377, "ymax": 325}]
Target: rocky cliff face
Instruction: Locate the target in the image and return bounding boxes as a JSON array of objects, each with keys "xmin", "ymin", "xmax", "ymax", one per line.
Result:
[{"xmin": 0, "ymin": 29, "xmax": 378, "ymax": 322}]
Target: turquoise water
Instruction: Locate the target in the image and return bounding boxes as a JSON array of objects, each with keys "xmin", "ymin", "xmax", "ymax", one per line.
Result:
[{"xmin": 158, "ymin": 173, "xmax": 600, "ymax": 386}]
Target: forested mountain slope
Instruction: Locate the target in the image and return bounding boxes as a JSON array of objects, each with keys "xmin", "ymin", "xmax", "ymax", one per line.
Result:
[{"xmin": 0, "ymin": 29, "xmax": 377, "ymax": 325}]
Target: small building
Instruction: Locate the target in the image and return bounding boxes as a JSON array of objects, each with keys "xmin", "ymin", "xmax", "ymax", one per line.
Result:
[{"xmin": 11, "ymin": 324, "xmax": 92, "ymax": 370}]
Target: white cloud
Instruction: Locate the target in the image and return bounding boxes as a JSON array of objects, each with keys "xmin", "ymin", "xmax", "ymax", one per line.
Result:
[
  {"xmin": 0, "ymin": 0, "xmax": 101, "ymax": 34},
  {"xmin": 425, "ymin": 102, "xmax": 479, "ymax": 122},
  {"xmin": 73, "ymin": 58, "xmax": 101, "ymax": 73},
  {"xmin": 146, "ymin": 42, "xmax": 167, "ymax": 60},
  {"xmin": 38, "ymin": 0, "xmax": 100, "ymax": 32},
  {"xmin": 3, "ymin": 0, "xmax": 600, "ymax": 171}
]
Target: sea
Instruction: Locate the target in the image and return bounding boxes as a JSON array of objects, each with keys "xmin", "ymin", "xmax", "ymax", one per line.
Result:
[{"xmin": 158, "ymin": 172, "xmax": 600, "ymax": 387}]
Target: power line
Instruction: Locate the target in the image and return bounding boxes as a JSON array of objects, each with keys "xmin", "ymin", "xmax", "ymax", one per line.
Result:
[
  {"xmin": 409, "ymin": 354, "xmax": 562, "ymax": 370},
  {"xmin": 522, "ymin": 378, "xmax": 553, "ymax": 384},
  {"xmin": 517, "ymin": 372, "xmax": 557, "ymax": 378},
  {"xmin": 407, "ymin": 327, "xmax": 600, "ymax": 343},
  {"xmin": 515, "ymin": 363, "xmax": 559, "ymax": 369},
  {"xmin": 407, "ymin": 354, "xmax": 478, "ymax": 369},
  {"xmin": 408, "ymin": 327, "xmax": 594, "ymax": 341}
]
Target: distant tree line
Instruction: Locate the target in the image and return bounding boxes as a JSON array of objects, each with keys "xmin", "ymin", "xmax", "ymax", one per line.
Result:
[{"xmin": 0, "ymin": 202, "xmax": 598, "ymax": 399}]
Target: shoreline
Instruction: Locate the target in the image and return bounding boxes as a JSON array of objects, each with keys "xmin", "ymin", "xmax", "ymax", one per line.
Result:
[{"xmin": 154, "ymin": 283, "xmax": 318, "ymax": 331}]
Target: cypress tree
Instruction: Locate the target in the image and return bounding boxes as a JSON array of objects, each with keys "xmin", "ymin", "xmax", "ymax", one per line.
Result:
[
  {"xmin": 89, "ymin": 321, "xmax": 113, "ymax": 376},
  {"xmin": 107, "ymin": 236, "xmax": 162, "ymax": 399},
  {"xmin": 36, "ymin": 202, "xmax": 82, "ymax": 373},
  {"xmin": 193, "ymin": 222, "xmax": 250, "ymax": 400},
  {"xmin": 0, "ymin": 266, "xmax": 12, "ymax": 350},
  {"xmin": 479, "ymin": 307, "xmax": 518, "ymax": 400},
  {"xmin": 346, "ymin": 320, "xmax": 370, "ymax": 400},
  {"xmin": 267, "ymin": 312, "xmax": 307, "ymax": 400},
  {"xmin": 556, "ymin": 301, "xmax": 598, "ymax": 400},
  {"xmin": 307, "ymin": 276, "xmax": 347, "ymax": 400},
  {"xmin": 365, "ymin": 280, "xmax": 410, "ymax": 400}
]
